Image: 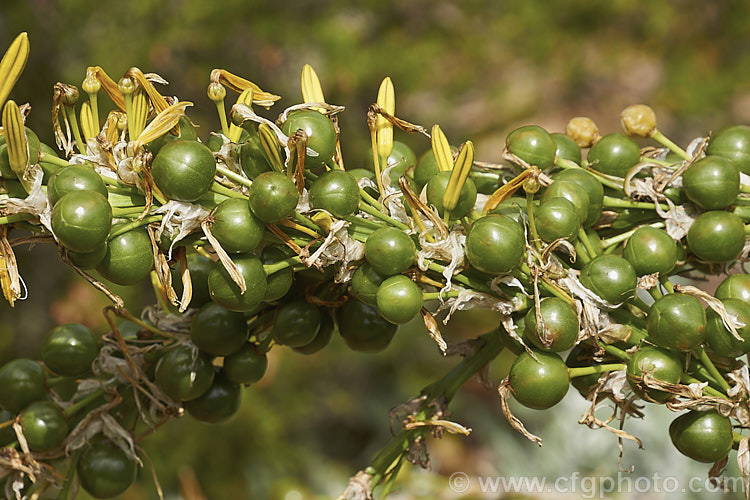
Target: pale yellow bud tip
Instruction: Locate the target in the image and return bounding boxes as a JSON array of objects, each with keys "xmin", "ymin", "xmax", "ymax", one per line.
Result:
[
  {"xmin": 620, "ymin": 104, "xmax": 657, "ymax": 138},
  {"xmin": 566, "ymin": 117, "xmax": 600, "ymax": 148},
  {"xmin": 207, "ymin": 82, "xmax": 226, "ymax": 102}
]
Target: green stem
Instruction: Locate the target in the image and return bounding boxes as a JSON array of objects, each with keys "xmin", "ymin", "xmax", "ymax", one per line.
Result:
[
  {"xmin": 210, "ymin": 182, "xmax": 245, "ymax": 199},
  {"xmin": 696, "ymin": 347, "xmax": 731, "ymax": 393},
  {"xmin": 359, "ymin": 187, "xmax": 383, "ymax": 211},
  {"xmin": 629, "ymin": 296, "xmax": 651, "ymax": 313},
  {"xmin": 109, "ymin": 215, "xmax": 163, "ymax": 240},
  {"xmin": 573, "ymin": 239, "xmax": 592, "ymax": 264},
  {"xmin": 342, "ymin": 215, "xmax": 381, "ymax": 231},
  {"xmin": 263, "ymin": 256, "xmax": 302, "ymax": 275},
  {"xmin": 111, "ymin": 205, "xmax": 148, "ymax": 217},
  {"xmin": 651, "ymin": 130, "xmax": 690, "ymax": 161},
  {"xmin": 601, "ymin": 222, "xmax": 665, "ymax": 248},
  {"xmin": 292, "ymin": 211, "xmax": 325, "ymax": 235},
  {"xmin": 647, "ymin": 286, "xmax": 663, "ymax": 301},
  {"xmin": 516, "ymin": 263, "xmax": 574, "ymax": 304},
  {"xmin": 526, "ymin": 191, "xmax": 542, "ymax": 252},
  {"xmin": 378, "ymin": 453, "xmax": 406, "ymax": 499},
  {"xmin": 427, "ymin": 261, "xmax": 493, "ymax": 293},
  {"xmin": 568, "ymin": 363, "xmax": 626, "ymax": 379},
  {"xmin": 365, "ymin": 329, "xmax": 503, "ymax": 486},
  {"xmin": 660, "ymin": 276, "xmax": 674, "ymax": 294},
  {"xmin": 597, "ymin": 342, "xmax": 630, "ymax": 362},
  {"xmin": 63, "ymin": 388, "xmax": 105, "ymax": 418},
  {"xmin": 56, "ymin": 450, "xmax": 83, "ymax": 500},
  {"xmin": 577, "ymin": 227, "xmax": 600, "ymax": 257},
  {"xmin": 556, "ymin": 158, "xmax": 623, "ymax": 190},
  {"xmin": 214, "ymin": 101, "xmax": 230, "ymax": 138},
  {"xmin": 64, "ymin": 105, "xmax": 86, "ymax": 154},
  {"xmin": 39, "ymin": 152, "xmax": 69, "ymax": 168},
  {"xmin": 216, "ymin": 164, "xmax": 252, "ymax": 189},
  {"xmin": 641, "ymin": 156, "xmax": 673, "ymax": 168},
  {"xmin": 422, "ymin": 290, "xmax": 462, "ymax": 301},
  {"xmin": 681, "ymin": 374, "xmax": 726, "ymax": 399},
  {"xmin": 359, "ymin": 201, "xmax": 410, "ymax": 231},
  {"xmin": 0, "ymin": 213, "xmax": 32, "ymax": 225},
  {"xmin": 602, "ymin": 195, "xmax": 669, "ymax": 212}
]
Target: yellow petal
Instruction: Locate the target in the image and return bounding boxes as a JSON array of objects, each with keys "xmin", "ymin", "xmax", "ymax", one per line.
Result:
[
  {"xmin": 87, "ymin": 66, "xmax": 125, "ymax": 110},
  {"xmin": 431, "ymin": 124, "xmax": 453, "ymax": 173},
  {"xmin": 133, "ymin": 101, "xmax": 193, "ymax": 152},
  {"xmin": 375, "ymin": 77, "xmax": 394, "ymax": 159},
  {"xmin": 0, "ymin": 33, "xmax": 29, "ymax": 113},
  {"xmin": 482, "ymin": 168, "xmax": 534, "ymax": 214},
  {"xmin": 258, "ymin": 123, "xmax": 285, "ymax": 172},
  {"xmin": 211, "ymin": 69, "xmax": 281, "ymax": 108},
  {"xmin": 130, "ymin": 89, "xmax": 148, "ymax": 140},
  {"xmin": 228, "ymin": 88, "xmax": 254, "ymax": 143},
  {"xmin": 2, "ymin": 100, "xmax": 28, "ymax": 180},
  {"xmin": 126, "ymin": 68, "xmax": 170, "ymax": 114},
  {"xmin": 301, "ymin": 64, "xmax": 326, "ymax": 111},
  {"xmin": 105, "ymin": 110, "xmax": 124, "ymax": 145},
  {"xmin": 79, "ymin": 101, "xmax": 96, "ymax": 143},
  {"xmin": 442, "ymin": 141, "xmax": 474, "ymax": 212}
]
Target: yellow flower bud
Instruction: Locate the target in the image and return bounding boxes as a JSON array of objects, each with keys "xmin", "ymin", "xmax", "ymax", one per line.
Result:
[
  {"xmin": 117, "ymin": 76, "xmax": 135, "ymax": 96},
  {"xmin": 566, "ymin": 117, "xmax": 600, "ymax": 148},
  {"xmin": 207, "ymin": 82, "xmax": 226, "ymax": 102},
  {"xmin": 621, "ymin": 104, "xmax": 657, "ymax": 138}
]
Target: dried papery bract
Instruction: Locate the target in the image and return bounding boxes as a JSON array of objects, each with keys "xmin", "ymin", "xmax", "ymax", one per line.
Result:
[
  {"xmin": 201, "ymin": 219, "xmax": 246, "ymax": 293},
  {"xmin": 0, "ymin": 227, "xmax": 22, "ymax": 307},
  {"xmin": 497, "ymin": 379, "xmax": 543, "ymax": 446},
  {"xmin": 420, "ymin": 309, "xmax": 448, "ymax": 354},
  {"xmin": 52, "ymin": 82, "xmax": 82, "ymax": 156},
  {"xmin": 287, "ymin": 129, "xmax": 308, "ymax": 193}
]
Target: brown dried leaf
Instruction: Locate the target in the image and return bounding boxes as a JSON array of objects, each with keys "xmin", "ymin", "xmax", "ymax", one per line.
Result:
[
  {"xmin": 738, "ymin": 436, "xmax": 750, "ymax": 500},
  {"xmin": 420, "ymin": 308, "xmax": 447, "ymax": 355},
  {"xmin": 498, "ymin": 379, "xmax": 542, "ymax": 446},
  {"xmin": 201, "ymin": 219, "xmax": 246, "ymax": 293},
  {"xmin": 340, "ymin": 470, "xmax": 374, "ymax": 500}
]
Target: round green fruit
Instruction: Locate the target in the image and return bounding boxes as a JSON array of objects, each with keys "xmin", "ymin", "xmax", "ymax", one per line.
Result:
[
  {"xmin": 669, "ymin": 410, "xmax": 733, "ymax": 463},
  {"xmin": 97, "ymin": 227, "xmax": 154, "ymax": 286},
  {"xmin": 190, "ymin": 302, "xmax": 248, "ymax": 356},
  {"xmin": 41, "ymin": 323, "xmax": 98, "ymax": 377},
  {"xmin": 207, "ymin": 254, "xmax": 267, "ymax": 312},
  {"xmin": 508, "ymin": 350, "xmax": 570, "ymax": 410},
  {"xmin": 52, "ymin": 190, "xmax": 112, "ymax": 253},
  {"xmin": 77, "ymin": 440, "xmax": 138, "ymax": 499},
  {"xmin": 151, "ymin": 139, "xmax": 216, "ymax": 202},
  {"xmin": 337, "ymin": 299, "xmax": 398, "ymax": 353},
  {"xmin": 465, "ymin": 215, "xmax": 525, "ymax": 274},
  {"xmin": 376, "ymin": 275, "xmax": 423, "ymax": 325}
]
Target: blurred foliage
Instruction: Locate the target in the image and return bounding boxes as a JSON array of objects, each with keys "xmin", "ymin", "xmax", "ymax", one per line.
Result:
[{"xmin": 2, "ymin": 1, "xmax": 750, "ymax": 498}]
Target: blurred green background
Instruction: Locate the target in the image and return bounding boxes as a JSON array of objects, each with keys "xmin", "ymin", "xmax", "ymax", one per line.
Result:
[{"xmin": 2, "ymin": 0, "xmax": 750, "ymax": 498}]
